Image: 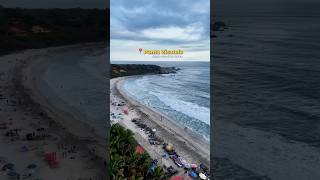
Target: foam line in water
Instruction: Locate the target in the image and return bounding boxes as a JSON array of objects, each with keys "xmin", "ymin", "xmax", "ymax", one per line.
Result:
[{"xmin": 149, "ymin": 91, "xmax": 210, "ymax": 125}]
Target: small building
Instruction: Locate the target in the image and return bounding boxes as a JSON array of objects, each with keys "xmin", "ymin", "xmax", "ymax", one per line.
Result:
[{"xmin": 119, "ymin": 69, "xmax": 127, "ymax": 73}]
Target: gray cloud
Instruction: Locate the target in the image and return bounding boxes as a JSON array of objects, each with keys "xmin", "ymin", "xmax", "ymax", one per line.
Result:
[{"xmin": 111, "ymin": 0, "xmax": 210, "ymax": 44}]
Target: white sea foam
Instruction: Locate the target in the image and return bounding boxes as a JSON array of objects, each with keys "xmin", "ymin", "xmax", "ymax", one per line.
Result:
[
  {"xmin": 149, "ymin": 91, "xmax": 210, "ymax": 125},
  {"xmin": 124, "ymin": 73, "xmax": 210, "ymax": 125},
  {"xmin": 122, "ymin": 65, "xmax": 210, "ymax": 138}
]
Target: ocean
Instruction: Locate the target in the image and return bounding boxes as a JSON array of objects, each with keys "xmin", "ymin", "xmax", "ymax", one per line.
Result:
[
  {"xmin": 114, "ymin": 61, "xmax": 211, "ymax": 142},
  {"xmin": 32, "ymin": 46, "xmax": 108, "ymax": 138},
  {"xmin": 212, "ymin": 15, "xmax": 320, "ymax": 180}
]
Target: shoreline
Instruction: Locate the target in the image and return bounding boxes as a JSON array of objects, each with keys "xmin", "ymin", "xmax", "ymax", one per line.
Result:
[
  {"xmin": 0, "ymin": 44, "xmax": 107, "ymax": 179},
  {"xmin": 111, "ymin": 76, "xmax": 210, "ymax": 172},
  {"xmin": 121, "ymin": 75, "xmax": 210, "ymax": 143},
  {"xmin": 22, "ymin": 44, "xmax": 107, "ymax": 157}
]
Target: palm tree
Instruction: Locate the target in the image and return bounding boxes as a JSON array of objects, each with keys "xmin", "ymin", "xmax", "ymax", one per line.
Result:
[{"xmin": 110, "ymin": 124, "xmax": 168, "ymax": 179}]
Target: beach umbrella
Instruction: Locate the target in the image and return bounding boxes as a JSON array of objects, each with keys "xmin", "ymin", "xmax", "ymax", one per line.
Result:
[
  {"xmin": 165, "ymin": 144, "xmax": 174, "ymax": 152},
  {"xmin": 170, "ymin": 176, "xmax": 183, "ymax": 180},
  {"xmin": 27, "ymin": 164, "xmax": 37, "ymax": 169},
  {"xmin": 189, "ymin": 171, "xmax": 197, "ymax": 178},
  {"xmin": 2, "ymin": 163, "xmax": 14, "ymax": 170},
  {"xmin": 152, "ymin": 128, "xmax": 156, "ymax": 132},
  {"xmin": 199, "ymin": 173, "xmax": 207, "ymax": 180}
]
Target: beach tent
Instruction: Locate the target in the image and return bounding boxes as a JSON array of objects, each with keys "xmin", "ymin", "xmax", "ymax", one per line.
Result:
[
  {"xmin": 170, "ymin": 176, "xmax": 183, "ymax": 180},
  {"xmin": 189, "ymin": 171, "xmax": 198, "ymax": 178},
  {"xmin": 191, "ymin": 164, "xmax": 198, "ymax": 169}
]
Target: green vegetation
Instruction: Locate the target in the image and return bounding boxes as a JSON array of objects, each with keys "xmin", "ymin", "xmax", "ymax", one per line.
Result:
[
  {"xmin": 0, "ymin": 6, "xmax": 108, "ymax": 55},
  {"xmin": 110, "ymin": 124, "xmax": 169, "ymax": 179},
  {"xmin": 111, "ymin": 64, "xmax": 178, "ymax": 78}
]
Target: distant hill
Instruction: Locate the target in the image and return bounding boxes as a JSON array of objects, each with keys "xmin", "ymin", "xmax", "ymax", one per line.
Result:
[
  {"xmin": 111, "ymin": 64, "xmax": 179, "ymax": 78},
  {"xmin": 0, "ymin": 7, "xmax": 109, "ymax": 55}
]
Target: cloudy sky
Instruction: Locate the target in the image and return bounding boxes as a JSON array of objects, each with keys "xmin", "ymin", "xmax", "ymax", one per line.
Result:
[
  {"xmin": 110, "ymin": 0, "xmax": 210, "ymax": 61},
  {"xmin": 0, "ymin": 0, "xmax": 106, "ymax": 8}
]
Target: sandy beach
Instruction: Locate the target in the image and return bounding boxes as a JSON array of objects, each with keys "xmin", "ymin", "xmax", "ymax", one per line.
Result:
[
  {"xmin": 0, "ymin": 44, "xmax": 106, "ymax": 180},
  {"xmin": 110, "ymin": 76, "xmax": 210, "ymax": 175}
]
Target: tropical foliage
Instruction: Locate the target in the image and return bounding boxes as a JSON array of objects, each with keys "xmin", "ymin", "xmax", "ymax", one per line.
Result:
[
  {"xmin": 110, "ymin": 124, "xmax": 169, "ymax": 180},
  {"xmin": 0, "ymin": 6, "xmax": 108, "ymax": 55}
]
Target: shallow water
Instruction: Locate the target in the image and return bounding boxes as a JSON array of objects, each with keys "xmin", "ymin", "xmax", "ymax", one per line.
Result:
[{"xmin": 32, "ymin": 47, "xmax": 108, "ymax": 137}]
